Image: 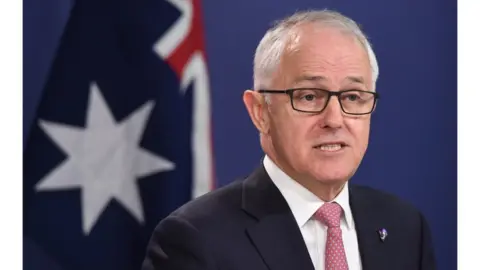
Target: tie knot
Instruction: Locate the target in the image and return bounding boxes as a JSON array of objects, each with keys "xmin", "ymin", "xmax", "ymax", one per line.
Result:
[{"xmin": 315, "ymin": 202, "xmax": 343, "ymax": 228}]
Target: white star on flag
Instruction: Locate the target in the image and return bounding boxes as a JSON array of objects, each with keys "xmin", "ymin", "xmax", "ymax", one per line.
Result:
[{"xmin": 36, "ymin": 82, "xmax": 175, "ymax": 235}]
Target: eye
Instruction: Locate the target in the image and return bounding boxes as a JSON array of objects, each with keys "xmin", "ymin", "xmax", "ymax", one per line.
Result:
[
  {"xmin": 345, "ymin": 94, "xmax": 358, "ymax": 101},
  {"xmin": 302, "ymin": 94, "xmax": 316, "ymax": 101},
  {"xmin": 341, "ymin": 91, "xmax": 363, "ymax": 102},
  {"xmin": 293, "ymin": 89, "xmax": 321, "ymax": 101}
]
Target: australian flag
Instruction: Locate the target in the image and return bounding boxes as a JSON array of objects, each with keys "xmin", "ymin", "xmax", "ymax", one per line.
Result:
[{"xmin": 23, "ymin": 0, "xmax": 215, "ymax": 269}]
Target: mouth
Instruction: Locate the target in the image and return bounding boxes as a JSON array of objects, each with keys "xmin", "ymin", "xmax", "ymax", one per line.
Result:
[{"xmin": 313, "ymin": 142, "xmax": 347, "ymax": 152}]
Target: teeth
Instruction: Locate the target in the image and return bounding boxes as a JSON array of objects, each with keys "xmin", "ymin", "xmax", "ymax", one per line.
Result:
[{"xmin": 319, "ymin": 144, "xmax": 342, "ymax": 151}]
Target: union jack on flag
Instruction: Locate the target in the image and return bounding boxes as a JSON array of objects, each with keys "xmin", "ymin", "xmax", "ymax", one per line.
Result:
[{"xmin": 23, "ymin": 0, "xmax": 215, "ymax": 269}]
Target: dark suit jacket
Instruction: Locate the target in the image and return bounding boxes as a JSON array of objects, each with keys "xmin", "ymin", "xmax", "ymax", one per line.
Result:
[{"xmin": 142, "ymin": 165, "xmax": 436, "ymax": 270}]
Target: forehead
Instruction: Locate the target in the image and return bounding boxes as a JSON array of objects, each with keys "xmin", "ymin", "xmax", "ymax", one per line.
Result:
[{"xmin": 279, "ymin": 24, "xmax": 372, "ymax": 87}]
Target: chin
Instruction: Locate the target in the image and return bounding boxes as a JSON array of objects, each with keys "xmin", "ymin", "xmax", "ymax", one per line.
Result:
[
  {"xmin": 310, "ymin": 165, "xmax": 353, "ymax": 183},
  {"xmin": 313, "ymin": 174, "xmax": 350, "ymax": 184}
]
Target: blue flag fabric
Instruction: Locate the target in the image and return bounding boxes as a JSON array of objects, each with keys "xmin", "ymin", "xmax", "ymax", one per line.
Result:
[
  {"xmin": 23, "ymin": 0, "xmax": 75, "ymax": 146},
  {"xmin": 23, "ymin": 0, "xmax": 213, "ymax": 269}
]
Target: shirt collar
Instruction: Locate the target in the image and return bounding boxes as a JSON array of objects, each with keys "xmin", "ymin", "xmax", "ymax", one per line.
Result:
[{"xmin": 263, "ymin": 155, "xmax": 354, "ymax": 230}]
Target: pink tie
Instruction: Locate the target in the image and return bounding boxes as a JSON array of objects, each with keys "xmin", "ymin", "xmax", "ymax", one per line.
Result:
[{"xmin": 315, "ymin": 202, "xmax": 349, "ymax": 270}]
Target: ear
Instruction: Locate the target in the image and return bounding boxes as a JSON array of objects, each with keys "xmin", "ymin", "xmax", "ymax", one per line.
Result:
[{"xmin": 243, "ymin": 90, "xmax": 270, "ymax": 134}]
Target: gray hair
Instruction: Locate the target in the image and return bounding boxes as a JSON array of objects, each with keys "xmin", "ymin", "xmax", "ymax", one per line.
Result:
[{"xmin": 253, "ymin": 9, "xmax": 379, "ymax": 92}]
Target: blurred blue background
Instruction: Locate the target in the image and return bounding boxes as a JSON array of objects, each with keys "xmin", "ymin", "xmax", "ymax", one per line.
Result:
[{"xmin": 24, "ymin": 0, "xmax": 457, "ymax": 269}]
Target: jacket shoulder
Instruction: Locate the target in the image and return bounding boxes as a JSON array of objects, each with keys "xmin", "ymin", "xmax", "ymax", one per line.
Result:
[
  {"xmin": 350, "ymin": 184, "xmax": 424, "ymax": 219},
  {"xmin": 167, "ymin": 178, "xmax": 247, "ymax": 227}
]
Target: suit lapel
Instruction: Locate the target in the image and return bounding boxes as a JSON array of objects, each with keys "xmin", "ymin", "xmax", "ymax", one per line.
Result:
[
  {"xmin": 242, "ymin": 166, "xmax": 315, "ymax": 270},
  {"xmin": 350, "ymin": 185, "xmax": 391, "ymax": 270}
]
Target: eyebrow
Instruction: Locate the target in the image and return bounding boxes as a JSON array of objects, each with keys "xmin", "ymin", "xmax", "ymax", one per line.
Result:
[
  {"xmin": 344, "ymin": 76, "xmax": 365, "ymax": 84},
  {"xmin": 293, "ymin": 75, "xmax": 327, "ymax": 85},
  {"xmin": 293, "ymin": 75, "xmax": 366, "ymax": 85}
]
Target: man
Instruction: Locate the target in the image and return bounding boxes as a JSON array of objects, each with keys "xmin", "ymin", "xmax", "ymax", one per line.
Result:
[{"xmin": 142, "ymin": 9, "xmax": 436, "ymax": 270}]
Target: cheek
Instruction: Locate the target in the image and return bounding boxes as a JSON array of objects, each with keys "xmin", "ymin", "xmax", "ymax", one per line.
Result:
[
  {"xmin": 346, "ymin": 118, "xmax": 371, "ymax": 155},
  {"xmin": 273, "ymin": 118, "xmax": 302, "ymax": 146},
  {"xmin": 271, "ymin": 114, "xmax": 312, "ymax": 155}
]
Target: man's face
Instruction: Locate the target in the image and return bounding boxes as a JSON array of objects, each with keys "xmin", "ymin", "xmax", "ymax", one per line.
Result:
[{"xmin": 266, "ymin": 25, "xmax": 374, "ymax": 185}]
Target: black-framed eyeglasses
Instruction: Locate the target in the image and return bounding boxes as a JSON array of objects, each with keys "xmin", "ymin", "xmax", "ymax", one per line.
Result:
[{"xmin": 257, "ymin": 88, "xmax": 380, "ymax": 115}]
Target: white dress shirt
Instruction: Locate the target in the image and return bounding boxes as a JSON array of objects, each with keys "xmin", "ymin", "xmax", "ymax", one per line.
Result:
[{"xmin": 263, "ymin": 155, "xmax": 362, "ymax": 270}]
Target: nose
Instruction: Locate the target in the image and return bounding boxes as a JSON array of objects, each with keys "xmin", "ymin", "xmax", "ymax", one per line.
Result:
[{"xmin": 321, "ymin": 96, "xmax": 344, "ymax": 129}]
